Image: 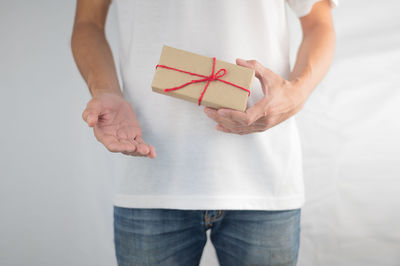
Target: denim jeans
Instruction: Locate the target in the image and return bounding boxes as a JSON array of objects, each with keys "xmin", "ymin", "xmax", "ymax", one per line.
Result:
[{"xmin": 114, "ymin": 207, "xmax": 301, "ymax": 266}]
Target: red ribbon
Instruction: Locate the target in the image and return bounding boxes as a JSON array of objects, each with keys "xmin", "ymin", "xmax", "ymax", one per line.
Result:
[{"xmin": 156, "ymin": 57, "xmax": 251, "ymax": 106}]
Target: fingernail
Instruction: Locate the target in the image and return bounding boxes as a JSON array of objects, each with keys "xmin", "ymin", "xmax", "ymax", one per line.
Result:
[{"xmin": 236, "ymin": 58, "xmax": 247, "ymax": 64}]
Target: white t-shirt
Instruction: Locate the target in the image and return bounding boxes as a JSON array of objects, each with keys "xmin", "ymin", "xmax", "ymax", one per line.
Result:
[{"xmin": 112, "ymin": 0, "xmax": 335, "ymax": 210}]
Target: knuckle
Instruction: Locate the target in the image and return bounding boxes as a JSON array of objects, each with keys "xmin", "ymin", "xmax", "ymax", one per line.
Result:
[
  {"xmin": 252, "ymin": 60, "xmax": 263, "ymax": 70},
  {"xmin": 262, "ymin": 109, "xmax": 269, "ymax": 117}
]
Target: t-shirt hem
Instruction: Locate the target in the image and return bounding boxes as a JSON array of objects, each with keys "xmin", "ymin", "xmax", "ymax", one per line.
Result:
[{"xmin": 113, "ymin": 194, "xmax": 305, "ymax": 210}]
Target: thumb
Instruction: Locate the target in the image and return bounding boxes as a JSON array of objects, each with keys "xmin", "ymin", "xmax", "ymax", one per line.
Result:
[
  {"xmin": 82, "ymin": 100, "xmax": 102, "ymax": 127},
  {"xmin": 86, "ymin": 113, "xmax": 99, "ymax": 127},
  {"xmin": 236, "ymin": 58, "xmax": 265, "ymax": 81}
]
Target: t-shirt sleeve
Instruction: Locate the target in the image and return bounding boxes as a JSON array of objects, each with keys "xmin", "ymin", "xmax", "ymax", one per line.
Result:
[{"xmin": 286, "ymin": 0, "xmax": 338, "ymax": 18}]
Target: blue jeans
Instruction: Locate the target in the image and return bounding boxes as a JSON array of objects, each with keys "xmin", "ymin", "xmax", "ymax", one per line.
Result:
[{"xmin": 114, "ymin": 207, "xmax": 301, "ymax": 266}]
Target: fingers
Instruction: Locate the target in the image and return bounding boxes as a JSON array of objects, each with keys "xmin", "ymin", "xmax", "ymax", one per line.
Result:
[
  {"xmin": 134, "ymin": 136, "xmax": 157, "ymax": 158},
  {"xmin": 236, "ymin": 58, "xmax": 277, "ymax": 82},
  {"xmin": 204, "ymin": 97, "xmax": 270, "ymax": 135},
  {"xmin": 82, "ymin": 99, "xmax": 102, "ymax": 127},
  {"xmin": 242, "ymin": 97, "xmax": 270, "ymax": 125},
  {"xmin": 121, "ymin": 136, "xmax": 155, "ymax": 158},
  {"xmin": 204, "ymin": 107, "xmax": 242, "ymax": 128},
  {"xmin": 216, "ymin": 124, "xmax": 232, "ymax": 133},
  {"xmin": 128, "ymin": 137, "xmax": 157, "ymax": 158},
  {"xmin": 98, "ymin": 135, "xmax": 134, "ymax": 153},
  {"xmin": 236, "ymin": 59, "xmax": 265, "ymax": 81},
  {"xmin": 205, "ymin": 97, "xmax": 268, "ymax": 127},
  {"xmin": 204, "ymin": 58, "xmax": 278, "ymax": 133},
  {"xmin": 148, "ymin": 145, "xmax": 157, "ymax": 159},
  {"xmin": 130, "ymin": 136, "xmax": 150, "ymax": 155},
  {"xmin": 217, "ymin": 108, "xmax": 249, "ymax": 125},
  {"xmin": 216, "ymin": 123, "xmax": 268, "ymax": 135},
  {"xmin": 97, "ymin": 133, "xmax": 156, "ymax": 158}
]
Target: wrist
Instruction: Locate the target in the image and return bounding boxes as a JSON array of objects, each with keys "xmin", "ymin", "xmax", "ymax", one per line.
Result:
[
  {"xmin": 87, "ymin": 76, "xmax": 123, "ymax": 98},
  {"xmin": 288, "ymin": 63, "xmax": 315, "ymax": 104},
  {"xmin": 288, "ymin": 78, "xmax": 309, "ymax": 107},
  {"xmin": 91, "ymin": 87, "xmax": 123, "ymax": 98}
]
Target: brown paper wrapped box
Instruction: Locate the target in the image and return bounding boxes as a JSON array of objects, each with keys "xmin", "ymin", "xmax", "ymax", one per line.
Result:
[{"xmin": 151, "ymin": 45, "xmax": 255, "ymax": 112}]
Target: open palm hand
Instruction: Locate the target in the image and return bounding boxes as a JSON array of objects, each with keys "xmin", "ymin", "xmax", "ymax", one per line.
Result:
[{"xmin": 82, "ymin": 92, "xmax": 156, "ymax": 158}]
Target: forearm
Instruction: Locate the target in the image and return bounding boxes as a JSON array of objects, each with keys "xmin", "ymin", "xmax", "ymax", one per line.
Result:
[
  {"xmin": 71, "ymin": 22, "xmax": 122, "ymax": 97},
  {"xmin": 289, "ymin": 23, "xmax": 336, "ymax": 102}
]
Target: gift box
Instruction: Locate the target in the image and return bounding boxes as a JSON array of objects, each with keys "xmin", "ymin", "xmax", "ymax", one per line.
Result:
[{"xmin": 151, "ymin": 45, "xmax": 254, "ymax": 112}]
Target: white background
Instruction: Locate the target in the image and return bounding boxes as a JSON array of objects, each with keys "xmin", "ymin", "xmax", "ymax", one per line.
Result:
[{"xmin": 1, "ymin": 1, "xmax": 399, "ymax": 265}]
